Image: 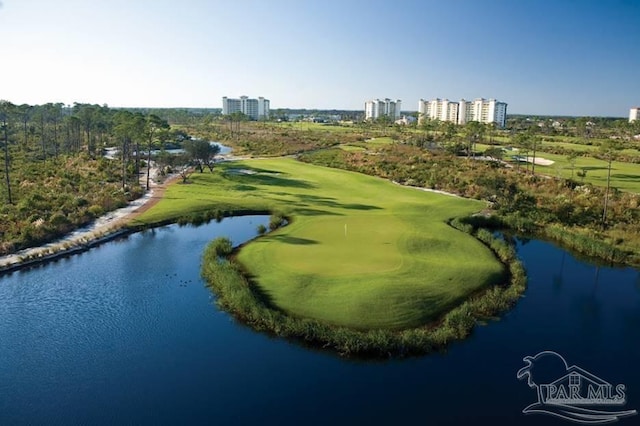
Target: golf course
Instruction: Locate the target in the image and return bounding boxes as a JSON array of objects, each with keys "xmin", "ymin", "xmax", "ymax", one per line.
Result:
[{"xmin": 135, "ymin": 158, "xmax": 506, "ymax": 331}]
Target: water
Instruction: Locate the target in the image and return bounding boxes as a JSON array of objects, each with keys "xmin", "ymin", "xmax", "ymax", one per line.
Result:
[
  {"xmin": 104, "ymin": 142, "xmax": 231, "ymax": 159},
  {"xmin": 0, "ymin": 223, "xmax": 638, "ymax": 425}
]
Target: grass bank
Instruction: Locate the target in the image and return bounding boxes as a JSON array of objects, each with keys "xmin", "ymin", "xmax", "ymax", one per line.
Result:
[
  {"xmin": 202, "ymin": 222, "xmax": 526, "ymax": 357},
  {"xmin": 136, "ymin": 158, "xmax": 506, "ymax": 330}
]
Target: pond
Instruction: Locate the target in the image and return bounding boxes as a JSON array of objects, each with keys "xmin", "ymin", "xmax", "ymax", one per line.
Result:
[
  {"xmin": 0, "ymin": 218, "xmax": 638, "ymax": 425},
  {"xmin": 104, "ymin": 142, "xmax": 231, "ymax": 159}
]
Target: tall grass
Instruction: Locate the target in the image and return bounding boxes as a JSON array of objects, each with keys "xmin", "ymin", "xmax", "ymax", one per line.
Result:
[{"xmin": 542, "ymin": 224, "xmax": 631, "ymax": 264}]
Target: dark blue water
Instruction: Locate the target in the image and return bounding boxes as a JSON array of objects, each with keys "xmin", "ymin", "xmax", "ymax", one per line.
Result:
[{"xmin": 1, "ymin": 221, "xmax": 638, "ymax": 425}]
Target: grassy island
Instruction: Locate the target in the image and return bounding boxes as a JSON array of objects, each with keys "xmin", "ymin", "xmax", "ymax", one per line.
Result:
[{"xmin": 135, "ymin": 158, "xmax": 509, "ymax": 333}]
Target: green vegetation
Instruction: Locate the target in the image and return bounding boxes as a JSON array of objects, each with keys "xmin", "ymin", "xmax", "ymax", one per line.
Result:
[
  {"xmin": 300, "ymin": 143, "xmax": 640, "ymax": 265},
  {"xmin": 476, "ymin": 143, "xmax": 640, "ymax": 192},
  {"xmin": 202, "ymin": 213, "xmax": 526, "ymax": 357},
  {"xmin": 137, "ymin": 158, "xmax": 505, "ymax": 330},
  {"xmin": 0, "ymin": 101, "xmax": 210, "ymax": 256},
  {"xmin": 202, "ymin": 216, "xmax": 525, "ymax": 357}
]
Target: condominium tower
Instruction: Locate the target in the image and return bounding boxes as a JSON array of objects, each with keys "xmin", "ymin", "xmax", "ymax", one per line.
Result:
[
  {"xmin": 365, "ymin": 98, "xmax": 402, "ymax": 120},
  {"xmin": 222, "ymin": 96, "xmax": 270, "ymax": 120},
  {"xmin": 418, "ymin": 98, "xmax": 508, "ymax": 127},
  {"xmin": 630, "ymin": 107, "xmax": 640, "ymax": 123}
]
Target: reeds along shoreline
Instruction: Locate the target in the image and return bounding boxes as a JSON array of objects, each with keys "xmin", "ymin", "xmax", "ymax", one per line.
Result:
[{"xmin": 200, "ymin": 218, "xmax": 527, "ymax": 359}]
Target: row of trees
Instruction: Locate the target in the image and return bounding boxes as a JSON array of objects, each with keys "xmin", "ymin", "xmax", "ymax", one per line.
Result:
[
  {"xmin": 0, "ymin": 99, "xmax": 236, "ymax": 254},
  {"xmin": 0, "ymin": 101, "xmax": 182, "ymax": 202}
]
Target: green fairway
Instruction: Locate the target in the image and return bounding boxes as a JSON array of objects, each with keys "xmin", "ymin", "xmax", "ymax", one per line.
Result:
[
  {"xmin": 338, "ymin": 144, "xmax": 366, "ymax": 152},
  {"xmin": 136, "ymin": 159, "xmax": 504, "ymax": 330},
  {"xmin": 477, "ymin": 143, "xmax": 640, "ymax": 192},
  {"xmin": 366, "ymin": 136, "xmax": 394, "ymax": 145}
]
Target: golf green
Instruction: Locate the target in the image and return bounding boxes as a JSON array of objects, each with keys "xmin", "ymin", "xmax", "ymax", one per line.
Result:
[{"xmin": 136, "ymin": 158, "xmax": 505, "ymax": 330}]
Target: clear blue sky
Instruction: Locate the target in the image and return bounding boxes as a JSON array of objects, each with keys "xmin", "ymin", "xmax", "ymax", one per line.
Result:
[{"xmin": 1, "ymin": 0, "xmax": 639, "ymax": 116}]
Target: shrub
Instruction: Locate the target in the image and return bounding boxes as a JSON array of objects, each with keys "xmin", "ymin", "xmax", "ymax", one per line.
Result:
[
  {"xmin": 269, "ymin": 213, "xmax": 286, "ymax": 230},
  {"xmin": 87, "ymin": 205, "xmax": 104, "ymax": 218},
  {"xmin": 207, "ymin": 237, "xmax": 233, "ymax": 257}
]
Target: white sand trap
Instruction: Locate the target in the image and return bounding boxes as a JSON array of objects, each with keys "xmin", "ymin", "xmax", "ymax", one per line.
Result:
[
  {"xmin": 226, "ymin": 168, "xmax": 257, "ymax": 175},
  {"xmin": 526, "ymin": 156, "xmax": 555, "ymax": 166},
  {"xmin": 513, "ymin": 155, "xmax": 554, "ymax": 166}
]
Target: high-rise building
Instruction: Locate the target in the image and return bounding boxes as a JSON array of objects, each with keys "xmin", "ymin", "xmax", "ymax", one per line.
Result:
[
  {"xmin": 418, "ymin": 98, "xmax": 508, "ymax": 127},
  {"xmin": 364, "ymin": 98, "xmax": 402, "ymax": 120},
  {"xmin": 222, "ymin": 96, "xmax": 270, "ymax": 120},
  {"xmin": 630, "ymin": 107, "xmax": 640, "ymax": 123}
]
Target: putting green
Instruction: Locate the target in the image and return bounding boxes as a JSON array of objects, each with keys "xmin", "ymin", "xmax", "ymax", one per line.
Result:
[{"xmin": 136, "ymin": 158, "xmax": 505, "ymax": 330}]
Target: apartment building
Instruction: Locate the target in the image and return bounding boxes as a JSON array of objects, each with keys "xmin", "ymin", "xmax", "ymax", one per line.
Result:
[
  {"xmin": 418, "ymin": 98, "xmax": 507, "ymax": 127},
  {"xmin": 630, "ymin": 107, "xmax": 640, "ymax": 123},
  {"xmin": 222, "ymin": 96, "xmax": 270, "ymax": 120},
  {"xmin": 365, "ymin": 98, "xmax": 402, "ymax": 120}
]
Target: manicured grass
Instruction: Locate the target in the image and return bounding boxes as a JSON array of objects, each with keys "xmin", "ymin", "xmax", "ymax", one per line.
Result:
[
  {"xmin": 275, "ymin": 122, "xmax": 356, "ymax": 132},
  {"xmin": 366, "ymin": 136, "xmax": 394, "ymax": 145},
  {"xmin": 485, "ymin": 138, "xmax": 639, "ymax": 156},
  {"xmin": 135, "ymin": 159, "xmax": 504, "ymax": 330},
  {"xmin": 339, "ymin": 144, "xmax": 366, "ymax": 152},
  {"xmin": 476, "ymin": 143, "xmax": 640, "ymax": 192}
]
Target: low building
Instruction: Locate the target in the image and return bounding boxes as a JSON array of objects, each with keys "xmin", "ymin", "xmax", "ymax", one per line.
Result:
[{"xmin": 395, "ymin": 115, "xmax": 417, "ymax": 125}]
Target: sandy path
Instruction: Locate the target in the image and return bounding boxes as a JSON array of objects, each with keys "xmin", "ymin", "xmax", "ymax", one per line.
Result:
[{"xmin": 0, "ymin": 168, "xmax": 181, "ymax": 271}]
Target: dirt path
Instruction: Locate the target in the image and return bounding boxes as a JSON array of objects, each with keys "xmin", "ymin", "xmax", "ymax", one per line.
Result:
[{"xmin": 0, "ymin": 168, "xmax": 181, "ymax": 271}]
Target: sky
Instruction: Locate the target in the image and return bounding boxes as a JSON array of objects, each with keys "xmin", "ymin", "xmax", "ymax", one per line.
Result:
[{"xmin": 1, "ymin": 0, "xmax": 639, "ymax": 116}]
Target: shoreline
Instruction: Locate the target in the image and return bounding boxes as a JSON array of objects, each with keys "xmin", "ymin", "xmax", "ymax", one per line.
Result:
[{"xmin": 0, "ymin": 170, "xmax": 181, "ymax": 275}]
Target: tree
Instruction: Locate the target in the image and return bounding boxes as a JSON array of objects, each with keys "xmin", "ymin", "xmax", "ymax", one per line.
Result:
[
  {"xmin": 74, "ymin": 103, "xmax": 97, "ymax": 155},
  {"xmin": 0, "ymin": 100, "xmax": 14, "ymax": 204},
  {"xmin": 530, "ymin": 132, "xmax": 540, "ymax": 175},
  {"xmin": 513, "ymin": 132, "xmax": 531, "ymax": 173},
  {"xmin": 45, "ymin": 103, "xmax": 64, "ymax": 158},
  {"xmin": 144, "ymin": 114, "xmax": 169, "ymax": 190},
  {"xmin": 566, "ymin": 152, "xmax": 578, "ymax": 180},
  {"xmin": 463, "ymin": 121, "xmax": 484, "ymax": 158},
  {"xmin": 487, "ymin": 122, "xmax": 497, "ymax": 144},
  {"xmin": 576, "ymin": 168, "xmax": 587, "ymax": 183},
  {"xmin": 440, "ymin": 121, "xmax": 457, "ymax": 146},
  {"xmin": 18, "ymin": 104, "xmax": 32, "ymax": 154},
  {"xmin": 484, "ymin": 146, "xmax": 504, "ymax": 163},
  {"xmin": 226, "ymin": 111, "xmax": 248, "ymax": 138},
  {"xmin": 600, "ymin": 136, "xmax": 623, "ymax": 227},
  {"xmin": 113, "ymin": 111, "xmax": 144, "ymax": 191},
  {"xmin": 184, "ymin": 139, "xmax": 220, "ymax": 172}
]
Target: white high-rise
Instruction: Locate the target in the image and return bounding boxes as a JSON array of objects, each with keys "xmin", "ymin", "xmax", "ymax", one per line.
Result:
[
  {"xmin": 222, "ymin": 96, "xmax": 270, "ymax": 120},
  {"xmin": 630, "ymin": 107, "xmax": 640, "ymax": 122},
  {"xmin": 418, "ymin": 98, "xmax": 507, "ymax": 127},
  {"xmin": 365, "ymin": 98, "xmax": 402, "ymax": 120}
]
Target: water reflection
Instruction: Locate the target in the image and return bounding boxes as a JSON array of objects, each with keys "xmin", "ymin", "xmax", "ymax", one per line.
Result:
[{"xmin": 0, "ymin": 220, "xmax": 638, "ymax": 425}]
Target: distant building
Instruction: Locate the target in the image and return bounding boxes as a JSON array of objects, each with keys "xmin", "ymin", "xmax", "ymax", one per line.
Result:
[
  {"xmin": 222, "ymin": 96, "xmax": 270, "ymax": 120},
  {"xmin": 418, "ymin": 98, "xmax": 508, "ymax": 127},
  {"xmin": 630, "ymin": 107, "xmax": 640, "ymax": 123},
  {"xmin": 395, "ymin": 115, "xmax": 417, "ymax": 125},
  {"xmin": 365, "ymin": 98, "xmax": 402, "ymax": 120}
]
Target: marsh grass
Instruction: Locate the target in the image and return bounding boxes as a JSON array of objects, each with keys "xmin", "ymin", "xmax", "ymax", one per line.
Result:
[{"xmin": 201, "ymin": 218, "xmax": 527, "ymax": 358}]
